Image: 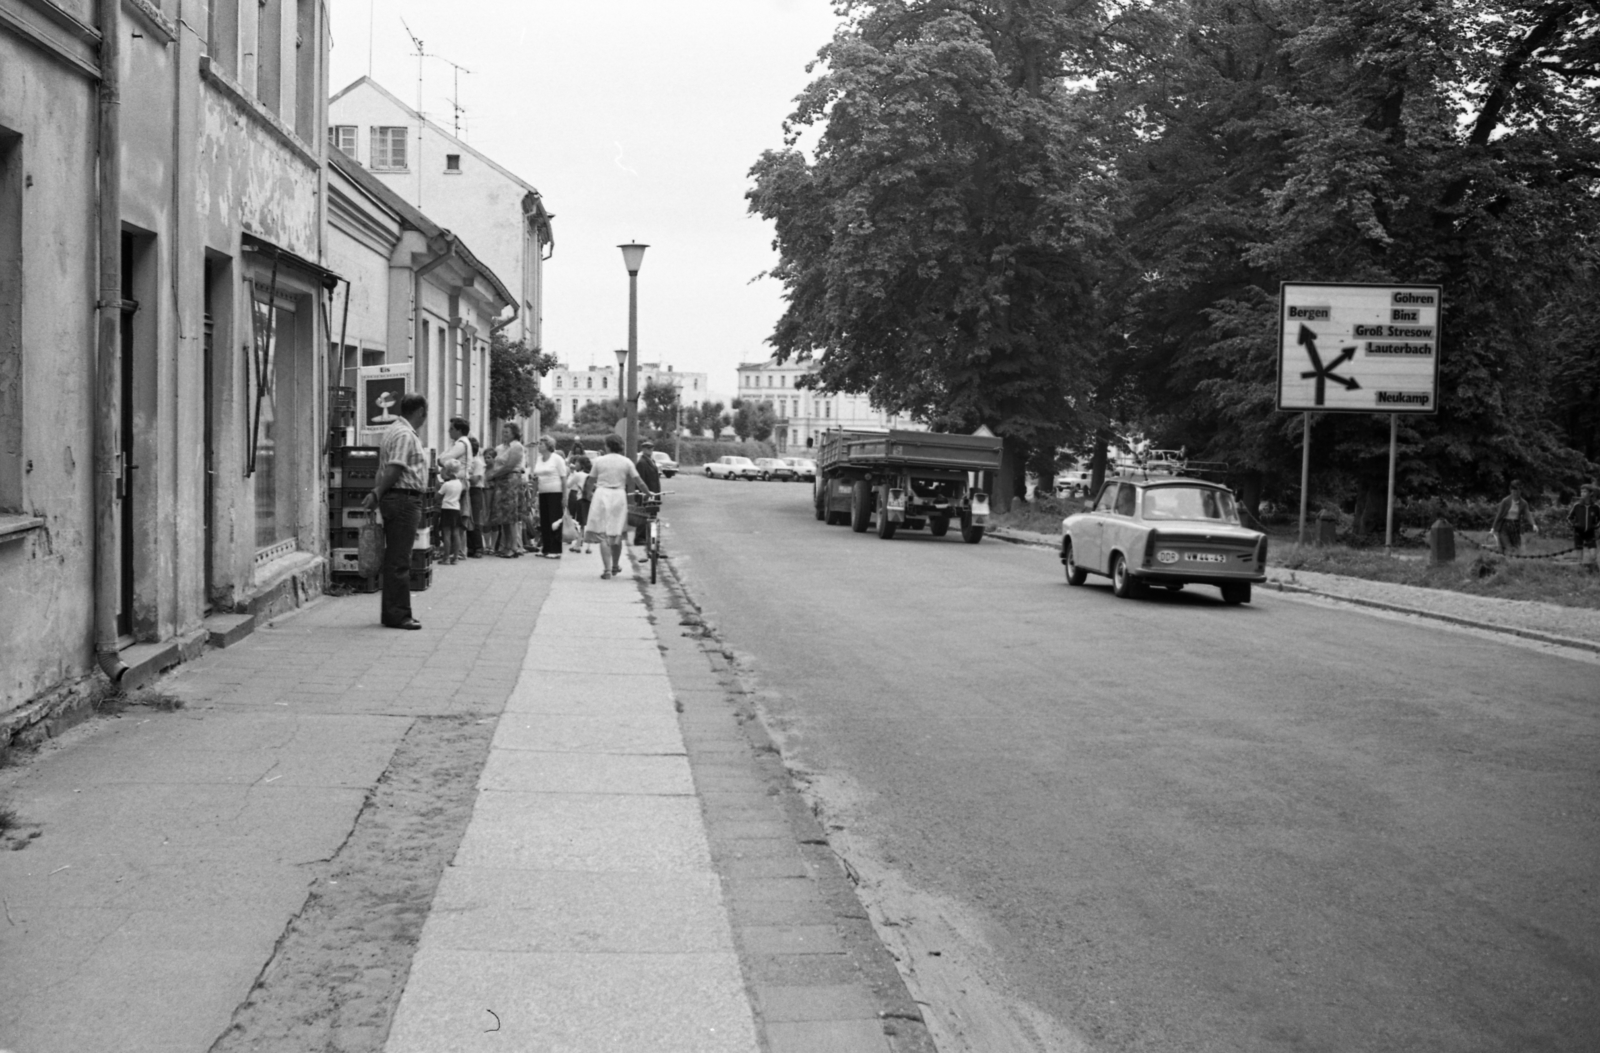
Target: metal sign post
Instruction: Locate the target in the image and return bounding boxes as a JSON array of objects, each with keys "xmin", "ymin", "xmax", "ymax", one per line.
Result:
[
  {"xmin": 1385, "ymin": 414, "xmax": 1398, "ymax": 549},
  {"xmin": 1299, "ymin": 413, "xmax": 1310, "ymax": 546},
  {"xmin": 1278, "ymin": 283, "xmax": 1441, "ymax": 548}
]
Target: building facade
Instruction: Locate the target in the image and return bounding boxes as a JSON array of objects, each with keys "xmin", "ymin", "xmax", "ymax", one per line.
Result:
[
  {"xmin": 327, "ymin": 154, "xmax": 511, "ymax": 452},
  {"xmin": 1, "ymin": 0, "xmax": 345, "ymax": 728},
  {"xmin": 546, "ymin": 362, "xmax": 708, "ymax": 428},
  {"xmin": 327, "ymin": 77, "xmax": 552, "ymax": 352},
  {"xmin": 735, "ymin": 359, "xmax": 921, "ymax": 451}
]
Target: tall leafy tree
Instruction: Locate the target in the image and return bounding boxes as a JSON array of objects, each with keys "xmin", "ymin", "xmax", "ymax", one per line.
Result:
[
  {"xmin": 748, "ymin": 0, "xmax": 1132, "ymax": 503},
  {"xmin": 489, "ymin": 334, "xmax": 558, "ymax": 423}
]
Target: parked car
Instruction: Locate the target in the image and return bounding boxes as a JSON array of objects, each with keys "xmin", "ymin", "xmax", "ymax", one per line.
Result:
[
  {"xmin": 1061, "ymin": 478, "xmax": 1266, "ymax": 604},
  {"xmin": 650, "ymin": 450, "xmax": 678, "ymax": 478},
  {"xmin": 705, "ymin": 455, "xmax": 761, "ymax": 480},
  {"xmin": 754, "ymin": 457, "xmax": 797, "ymax": 482},
  {"xmin": 785, "ymin": 458, "xmax": 817, "ymax": 481}
]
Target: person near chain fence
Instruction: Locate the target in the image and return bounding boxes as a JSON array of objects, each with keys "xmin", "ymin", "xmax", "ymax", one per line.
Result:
[
  {"xmin": 361, "ymin": 392, "xmax": 428, "ymax": 630},
  {"xmin": 1489, "ymin": 480, "xmax": 1538, "ymax": 555},
  {"xmin": 1569, "ymin": 483, "xmax": 1599, "ymax": 573}
]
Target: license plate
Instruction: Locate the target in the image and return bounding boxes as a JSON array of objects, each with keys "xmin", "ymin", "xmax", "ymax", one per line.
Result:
[{"xmin": 1184, "ymin": 552, "xmax": 1226, "ymax": 563}]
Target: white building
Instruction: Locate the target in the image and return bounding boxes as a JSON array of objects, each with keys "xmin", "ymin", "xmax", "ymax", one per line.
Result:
[
  {"xmin": 326, "ymin": 154, "xmax": 511, "ymax": 452},
  {"xmin": 735, "ymin": 359, "xmax": 922, "ymax": 451},
  {"xmin": 547, "ymin": 361, "xmax": 709, "ymax": 428},
  {"xmin": 327, "ymin": 77, "xmax": 552, "ymax": 351}
]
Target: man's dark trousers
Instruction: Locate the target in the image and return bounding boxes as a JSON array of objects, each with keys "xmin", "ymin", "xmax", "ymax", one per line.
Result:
[
  {"xmin": 379, "ymin": 490, "xmax": 422, "ymax": 625},
  {"xmin": 633, "ymin": 455, "xmax": 662, "ymax": 545}
]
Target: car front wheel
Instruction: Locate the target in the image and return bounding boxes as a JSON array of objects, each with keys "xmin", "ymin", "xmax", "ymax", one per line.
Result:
[
  {"xmin": 1111, "ymin": 553, "xmax": 1142, "ymax": 598},
  {"xmin": 1064, "ymin": 540, "xmax": 1088, "ymax": 586}
]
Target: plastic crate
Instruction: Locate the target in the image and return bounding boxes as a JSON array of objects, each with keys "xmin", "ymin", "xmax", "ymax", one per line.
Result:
[
  {"xmin": 339, "ymin": 506, "xmax": 376, "ymax": 529},
  {"xmin": 409, "ymin": 567, "xmax": 432, "ymax": 592},
  {"xmin": 331, "ymin": 572, "xmax": 380, "ymax": 593},
  {"xmin": 413, "ymin": 525, "xmax": 431, "ymax": 550},
  {"xmin": 329, "ymin": 466, "xmax": 379, "ymax": 489},
  {"xmin": 409, "ymin": 548, "xmax": 433, "ymax": 571},
  {"xmin": 329, "ymin": 548, "xmax": 361, "ymax": 576},
  {"xmin": 330, "ymin": 526, "xmax": 361, "ymax": 549},
  {"xmin": 333, "ymin": 447, "xmax": 380, "ymax": 468}
]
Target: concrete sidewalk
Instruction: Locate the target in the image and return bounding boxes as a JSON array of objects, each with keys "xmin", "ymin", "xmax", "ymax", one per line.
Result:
[
  {"xmin": 0, "ymin": 543, "xmax": 915, "ymax": 1053},
  {"xmin": 381, "ymin": 555, "xmax": 759, "ymax": 1052}
]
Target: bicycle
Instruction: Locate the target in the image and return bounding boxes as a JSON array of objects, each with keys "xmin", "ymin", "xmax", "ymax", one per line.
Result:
[{"xmin": 628, "ymin": 491, "xmax": 674, "ymax": 584}]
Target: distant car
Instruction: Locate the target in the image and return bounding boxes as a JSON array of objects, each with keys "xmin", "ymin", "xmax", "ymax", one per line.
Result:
[
  {"xmin": 1054, "ymin": 467, "xmax": 1092, "ymax": 498},
  {"xmin": 650, "ymin": 450, "xmax": 678, "ymax": 478},
  {"xmin": 754, "ymin": 457, "xmax": 797, "ymax": 482},
  {"xmin": 1061, "ymin": 478, "xmax": 1266, "ymax": 604},
  {"xmin": 785, "ymin": 458, "xmax": 817, "ymax": 481},
  {"xmin": 705, "ymin": 455, "xmax": 760, "ymax": 480}
]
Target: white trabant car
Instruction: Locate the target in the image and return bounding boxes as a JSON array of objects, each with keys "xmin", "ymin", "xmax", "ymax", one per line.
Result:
[
  {"xmin": 1061, "ymin": 478, "xmax": 1266, "ymax": 604},
  {"xmin": 705, "ymin": 455, "xmax": 761, "ymax": 480}
]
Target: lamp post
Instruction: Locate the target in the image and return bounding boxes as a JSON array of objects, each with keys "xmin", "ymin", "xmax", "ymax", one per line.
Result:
[{"xmin": 618, "ymin": 243, "xmax": 648, "ymax": 458}]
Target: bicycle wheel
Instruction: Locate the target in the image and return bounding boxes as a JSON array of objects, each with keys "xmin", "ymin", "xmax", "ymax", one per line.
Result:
[{"xmin": 649, "ymin": 518, "xmax": 660, "ymax": 584}]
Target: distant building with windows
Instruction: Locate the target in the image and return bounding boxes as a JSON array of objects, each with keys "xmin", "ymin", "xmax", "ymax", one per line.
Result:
[
  {"xmin": 547, "ymin": 361, "xmax": 709, "ymax": 427},
  {"xmin": 327, "ymin": 77, "xmax": 553, "ymax": 352},
  {"xmin": 735, "ymin": 359, "xmax": 923, "ymax": 451}
]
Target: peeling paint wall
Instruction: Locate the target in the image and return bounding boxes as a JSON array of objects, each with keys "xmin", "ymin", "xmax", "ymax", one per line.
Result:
[{"xmin": 0, "ymin": 14, "xmax": 99, "ymax": 716}]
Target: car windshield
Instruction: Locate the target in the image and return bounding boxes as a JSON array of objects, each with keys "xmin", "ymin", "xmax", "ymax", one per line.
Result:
[
  {"xmin": 730, "ymin": 457, "xmax": 754, "ymax": 466},
  {"xmin": 1141, "ymin": 486, "xmax": 1239, "ymax": 523}
]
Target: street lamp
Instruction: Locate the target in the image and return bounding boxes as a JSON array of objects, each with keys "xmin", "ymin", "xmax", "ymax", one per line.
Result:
[
  {"xmin": 618, "ymin": 242, "xmax": 648, "ymax": 458},
  {"xmin": 613, "ymin": 347, "xmax": 629, "ymax": 439}
]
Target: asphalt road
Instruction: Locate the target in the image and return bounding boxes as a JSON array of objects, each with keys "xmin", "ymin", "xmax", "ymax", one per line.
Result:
[{"xmin": 658, "ymin": 472, "xmax": 1599, "ymax": 1053}]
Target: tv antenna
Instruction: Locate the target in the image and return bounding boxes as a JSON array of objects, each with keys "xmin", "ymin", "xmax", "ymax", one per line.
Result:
[
  {"xmin": 401, "ymin": 18, "xmax": 429, "ymax": 206},
  {"xmin": 438, "ymin": 57, "xmax": 473, "ymax": 140}
]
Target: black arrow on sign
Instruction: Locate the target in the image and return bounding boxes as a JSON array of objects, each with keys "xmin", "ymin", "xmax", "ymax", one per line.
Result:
[{"xmin": 1297, "ymin": 324, "xmax": 1360, "ymax": 406}]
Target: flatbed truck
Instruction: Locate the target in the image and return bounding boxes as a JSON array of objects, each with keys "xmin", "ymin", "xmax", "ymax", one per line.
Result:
[{"xmin": 812, "ymin": 429, "xmax": 1004, "ymax": 543}]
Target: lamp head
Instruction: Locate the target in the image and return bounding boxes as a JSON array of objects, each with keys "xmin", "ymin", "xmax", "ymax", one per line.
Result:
[
  {"xmin": 614, "ymin": 348, "xmax": 629, "ymax": 370},
  {"xmin": 618, "ymin": 242, "xmax": 648, "ymax": 275}
]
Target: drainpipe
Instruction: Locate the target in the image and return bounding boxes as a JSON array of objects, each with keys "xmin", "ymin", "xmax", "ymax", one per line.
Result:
[{"xmin": 94, "ymin": 0, "xmax": 127, "ymax": 682}]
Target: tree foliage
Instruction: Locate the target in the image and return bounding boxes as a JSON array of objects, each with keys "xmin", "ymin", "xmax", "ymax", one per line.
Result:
[
  {"xmin": 641, "ymin": 379, "xmax": 682, "ymax": 435},
  {"xmin": 751, "ymin": 0, "xmax": 1600, "ymax": 512},
  {"xmin": 574, "ymin": 399, "xmax": 625, "ymax": 431},
  {"xmin": 489, "ymin": 334, "xmax": 559, "ymax": 423}
]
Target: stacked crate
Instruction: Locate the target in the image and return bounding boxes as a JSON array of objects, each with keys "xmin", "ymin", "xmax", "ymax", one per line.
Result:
[
  {"xmin": 329, "ymin": 447, "xmax": 380, "ymax": 591},
  {"xmin": 410, "ymin": 459, "xmax": 441, "ymax": 591}
]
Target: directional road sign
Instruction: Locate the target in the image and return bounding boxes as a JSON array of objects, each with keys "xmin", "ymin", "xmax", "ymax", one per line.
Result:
[{"xmin": 1277, "ymin": 282, "xmax": 1441, "ymax": 414}]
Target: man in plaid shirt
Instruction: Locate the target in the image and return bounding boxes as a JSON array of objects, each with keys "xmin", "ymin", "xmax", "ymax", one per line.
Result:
[{"xmin": 362, "ymin": 393, "xmax": 429, "ymax": 629}]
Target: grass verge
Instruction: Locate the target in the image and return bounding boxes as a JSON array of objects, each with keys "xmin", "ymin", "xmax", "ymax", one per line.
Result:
[{"xmin": 1276, "ymin": 544, "xmax": 1600, "ymax": 610}]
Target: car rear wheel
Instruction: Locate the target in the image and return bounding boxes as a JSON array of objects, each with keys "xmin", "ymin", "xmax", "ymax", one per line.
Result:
[
  {"xmin": 1111, "ymin": 553, "xmax": 1142, "ymax": 598},
  {"xmin": 1064, "ymin": 541, "xmax": 1088, "ymax": 586},
  {"xmin": 1220, "ymin": 582, "xmax": 1252, "ymax": 605},
  {"xmin": 850, "ymin": 480, "xmax": 872, "ymax": 532}
]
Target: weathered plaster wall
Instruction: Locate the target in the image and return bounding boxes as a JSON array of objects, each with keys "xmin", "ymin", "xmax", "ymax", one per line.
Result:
[{"xmin": 0, "ymin": 38, "xmax": 98, "ymax": 715}]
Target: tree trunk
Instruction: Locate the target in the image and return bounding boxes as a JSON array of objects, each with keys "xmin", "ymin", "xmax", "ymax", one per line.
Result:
[
  {"xmin": 1350, "ymin": 478, "xmax": 1387, "ymax": 536},
  {"xmin": 1235, "ymin": 468, "xmax": 1264, "ymax": 527},
  {"xmin": 1087, "ymin": 430, "xmax": 1111, "ymax": 499}
]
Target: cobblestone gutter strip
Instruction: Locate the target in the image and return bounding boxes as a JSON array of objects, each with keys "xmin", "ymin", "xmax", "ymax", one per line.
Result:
[
  {"xmin": 649, "ymin": 555, "xmax": 940, "ymax": 1053},
  {"xmin": 1266, "ymin": 578, "xmax": 1600, "ymax": 656}
]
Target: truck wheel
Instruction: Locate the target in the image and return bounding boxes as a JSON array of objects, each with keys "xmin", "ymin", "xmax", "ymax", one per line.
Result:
[
  {"xmin": 1064, "ymin": 541, "xmax": 1088, "ymax": 585},
  {"xmin": 813, "ymin": 485, "xmax": 826, "ymax": 521},
  {"xmin": 850, "ymin": 480, "xmax": 871, "ymax": 533},
  {"xmin": 929, "ymin": 517, "xmax": 950, "ymax": 537},
  {"xmin": 1220, "ymin": 582, "xmax": 1252, "ymax": 606},
  {"xmin": 876, "ymin": 488, "xmax": 898, "ymax": 539},
  {"xmin": 958, "ymin": 511, "xmax": 984, "ymax": 544},
  {"xmin": 1111, "ymin": 553, "xmax": 1142, "ymax": 598}
]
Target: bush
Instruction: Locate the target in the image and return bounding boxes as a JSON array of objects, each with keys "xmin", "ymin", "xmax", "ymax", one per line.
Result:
[{"xmin": 675, "ymin": 438, "xmax": 780, "ymax": 467}]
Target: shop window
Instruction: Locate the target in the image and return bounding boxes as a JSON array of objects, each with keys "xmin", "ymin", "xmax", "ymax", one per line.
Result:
[
  {"xmin": 0, "ymin": 129, "xmax": 20, "ymax": 511},
  {"xmin": 329, "ymin": 125, "xmax": 357, "ymax": 157},
  {"xmin": 248, "ymin": 290, "xmax": 301, "ymax": 555},
  {"xmin": 371, "ymin": 127, "xmax": 409, "ymax": 171}
]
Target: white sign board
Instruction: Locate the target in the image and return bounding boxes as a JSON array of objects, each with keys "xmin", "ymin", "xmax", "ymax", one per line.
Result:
[
  {"xmin": 1277, "ymin": 283, "xmax": 1441, "ymax": 414},
  {"xmin": 356, "ymin": 363, "xmax": 412, "ymax": 446}
]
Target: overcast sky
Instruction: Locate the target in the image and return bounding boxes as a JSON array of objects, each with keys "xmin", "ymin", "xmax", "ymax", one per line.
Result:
[{"xmin": 327, "ymin": 0, "xmax": 843, "ymax": 400}]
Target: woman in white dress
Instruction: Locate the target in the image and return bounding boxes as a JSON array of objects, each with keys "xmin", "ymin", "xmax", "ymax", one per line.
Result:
[{"xmin": 584, "ymin": 434, "xmax": 645, "ymax": 579}]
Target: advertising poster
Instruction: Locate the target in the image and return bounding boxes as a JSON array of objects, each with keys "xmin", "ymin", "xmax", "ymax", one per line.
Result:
[{"xmin": 357, "ymin": 364, "xmax": 412, "ymax": 446}]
